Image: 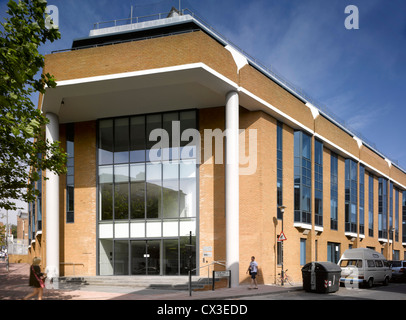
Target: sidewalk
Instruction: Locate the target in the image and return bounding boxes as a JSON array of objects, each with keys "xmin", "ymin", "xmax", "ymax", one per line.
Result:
[{"xmin": 0, "ymin": 261, "xmax": 302, "ymax": 300}]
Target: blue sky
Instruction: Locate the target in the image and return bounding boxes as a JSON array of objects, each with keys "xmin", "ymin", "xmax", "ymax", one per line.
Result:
[{"xmin": 1, "ymin": 0, "xmax": 405, "ymax": 221}]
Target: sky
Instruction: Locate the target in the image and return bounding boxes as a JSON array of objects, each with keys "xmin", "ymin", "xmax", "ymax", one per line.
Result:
[{"xmin": 1, "ymin": 0, "xmax": 405, "ymax": 224}]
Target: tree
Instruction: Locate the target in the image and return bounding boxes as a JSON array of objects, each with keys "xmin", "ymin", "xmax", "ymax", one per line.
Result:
[
  {"xmin": 0, "ymin": 224, "xmax": 6, "ymax": 248},
  {"xmin": 0, "ymin": 0, "xmax": 67, "ymax": 211}
]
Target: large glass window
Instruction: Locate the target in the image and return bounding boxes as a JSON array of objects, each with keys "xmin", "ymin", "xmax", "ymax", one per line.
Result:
[
  {"xmin": 359, "ymin": 165, "xmax": 365, "ymax": 235},
  {"xmin": 403, "ymin": 191, "xmax": 406, "ymax": 243},
  {"xmin": 395, "ymin": 188, "xmax": 399, "ymax": 242},
  {"xmin": 378, "ymin": 177, "xmax": 388, "ymax": 239},
  {"xmin": 300, "ymin": 238, "xmax": 306, "ymax": 265},
  {"xmin": 314, "ymin": 139, "xmax": 323, "ymax": 227},
  {"xmin": 294, "ymin": 131, "xmax": 311, "ymax": 225},
  {"xmin": 97, "ymin": 110, "xmax": 197, "ymax": 276},
  {"xmin": 277, "ymin": 122, "xmax": 283, "ymax": 219},
  {"xmin": 66, "ymin": 123, "xmax": 74, "ymax": 223},
  {"xmin": 368, "ymin": 174, "xmax": 374, "ymax": 237},
  {"xmin": 389, "ymin": 182, "xmax": 393, "ymax": 241},
  {"xmin": 345, "ymin": 159, "xmax": 357, "ymax": 234},
  {"xmin": 330, "ymin": 152, "xmax": 338, "ymax": 230}
]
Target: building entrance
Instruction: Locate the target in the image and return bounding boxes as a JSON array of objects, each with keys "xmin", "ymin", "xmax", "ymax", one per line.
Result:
[{"xmin": 131, "ymin": 240, "xmax": 160, "ymax": 275}]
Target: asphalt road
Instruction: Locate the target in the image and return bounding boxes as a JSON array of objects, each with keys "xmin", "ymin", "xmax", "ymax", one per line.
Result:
[{"xmin": 238, "ymin": 282, "xmax": 406, "ymax": 300}]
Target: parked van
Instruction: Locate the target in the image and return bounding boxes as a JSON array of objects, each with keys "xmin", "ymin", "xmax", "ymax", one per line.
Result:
[{"xmin": 338, "ymin": 248, "xmax": 392, "ymax": 288}]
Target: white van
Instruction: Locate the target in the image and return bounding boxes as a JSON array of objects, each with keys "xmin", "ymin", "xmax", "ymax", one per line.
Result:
[{"xmin": 338, "ymin": 248, "xmax": 392, "ymax": 288}]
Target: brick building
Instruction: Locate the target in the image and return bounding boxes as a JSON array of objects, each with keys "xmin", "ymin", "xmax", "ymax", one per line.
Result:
[{"xmin": 28, "ymin": 9, "xmax": 406, "ymax": 286}]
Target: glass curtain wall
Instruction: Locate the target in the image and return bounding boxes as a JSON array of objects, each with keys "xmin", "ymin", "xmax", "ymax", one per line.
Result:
[
  {"xmin": 359, "ymin": 165, "xmax": 365, "ymax": 235},
  {"xmin": 294, "ymin": 131, "xmax": 312, "ymax": 225},
  {"xmin": 378, "ymin": 177, "xmax": 388, "ymax": 239},
  {"xmin": 277, "ymin": 122, "xmax": 283, "ymax": 219},
  {"xmin": 403, "ymin": 191, "xmax": 406, "ymax": 243},
  {"xmin": 330, "ymin": 152, "xmax": 338, "ymax": 230},
  {"xmin": 368, "ymin": 174, "xmax": 374, "ymax": 237},
  {"xmin": 314, "ymin": 139, "xmax": 323, "ymax": 227},
  {"xmin": 345, "ymin": 159, "xmax": 357, "ymax": 233},
  {"xmin": 97, "ymin": 110, "xmax": 197, "ymax": 276}
]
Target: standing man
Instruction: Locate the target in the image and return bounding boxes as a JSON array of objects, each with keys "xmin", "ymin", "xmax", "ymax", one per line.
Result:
[{"xmin": 246, "ymin": 256, "xmax": 259, "ymax": 289}]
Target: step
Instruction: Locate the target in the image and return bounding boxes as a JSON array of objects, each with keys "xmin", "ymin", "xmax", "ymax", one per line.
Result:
[{"xmin": 58, "ymin": 275, "xmax": 216, "ymax": 290}]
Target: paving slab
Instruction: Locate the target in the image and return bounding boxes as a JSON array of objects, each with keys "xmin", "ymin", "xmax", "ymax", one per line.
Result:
[{"xmin": 0, "ymin": 262, "xmax": 302, "ymax": 300}]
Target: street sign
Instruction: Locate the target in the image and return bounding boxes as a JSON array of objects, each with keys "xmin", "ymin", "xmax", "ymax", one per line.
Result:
[
  {"xmin": 214, "ymin": 270, "xmax": 231, "ymax": 278},
  {"xmin": 278, "ymin": 231, "xmax": 287, "ymax": 242}
]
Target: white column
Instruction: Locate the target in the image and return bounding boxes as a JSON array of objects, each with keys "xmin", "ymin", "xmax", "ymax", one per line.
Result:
[
  {"xmin": 225, "ymin": 91, "xmax": 239, "ymax": 287},
  {"xmin": 45, "ymin": 112, "xmax": 60, "ymax": 280}
]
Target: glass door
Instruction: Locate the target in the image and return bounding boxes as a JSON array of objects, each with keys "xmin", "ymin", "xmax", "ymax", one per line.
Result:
[
  {"xmin": 146, "ymin": 240, "xmax": 160, "ymax": 275},
  {"xmin": 131, "ymin": 240, "xmax": 146, "ymax": 275},
  {"xmin": 131, "ymin": 240, "xmax": 161, "ymax": 275}
]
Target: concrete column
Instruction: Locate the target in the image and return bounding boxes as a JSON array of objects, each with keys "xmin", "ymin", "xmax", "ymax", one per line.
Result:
[
  {"xmin": 225, "ymin": 91, "xmax": 239, "ymax": 287},
  {"xmin": 45, "ymin": 112, "xmax": 60, "ymax": 280}
]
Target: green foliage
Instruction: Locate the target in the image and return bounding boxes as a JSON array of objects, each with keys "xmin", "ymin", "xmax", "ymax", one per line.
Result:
[
  {"xmin": 0, "ymin": 0, "xmax": 67, "ymax": 210},
  {"xmin": 0, "ymin": 224, "xmax": 6, "ymax": 248}
]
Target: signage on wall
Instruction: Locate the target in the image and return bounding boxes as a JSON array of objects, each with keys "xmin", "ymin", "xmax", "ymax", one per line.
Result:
[
  {"xmin": 278, "ymin": 231, "xmax": 287, "ymax": 242},
  {"xmin": 203, "ymin": 246, "xmax": 212, "ymax": 257}
]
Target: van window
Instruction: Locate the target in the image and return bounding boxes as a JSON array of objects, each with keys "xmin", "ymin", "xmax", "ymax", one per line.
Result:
[
  {"xmin": 403, "ymin": 261, "xmax": 406, "ymax": 268},
  {"xmin": 340, "ymin": 260, "xmax": 362, "ymax": 268},
  {"xmin": 375, "ymin": 260, "xmax": 383, "ymax": 267},
  {"xmin": 391, "ymin": 261, "xmax": 401, "ymax": 267},
  {"xmin": 367, "ymin": 260, "xmax": 375, "ymax": 267}
]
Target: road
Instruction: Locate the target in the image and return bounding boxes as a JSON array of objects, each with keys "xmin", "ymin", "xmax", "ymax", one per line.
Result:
[{"xmin": 238, "ymin": 282, "xmax": 406, "ymax": 300}]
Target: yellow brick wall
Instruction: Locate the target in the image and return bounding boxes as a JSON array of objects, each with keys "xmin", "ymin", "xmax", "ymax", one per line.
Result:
[
  {"xmin": 44, "ymin": 31, "xmax": 238, "ymax": 84},
  {"xmin": 61, "ymin": 121, "xmax": 97, "ymax": 276},
  {"xmin": 35, "ymin": 27, "xmax": 406, "ymax": 282}
]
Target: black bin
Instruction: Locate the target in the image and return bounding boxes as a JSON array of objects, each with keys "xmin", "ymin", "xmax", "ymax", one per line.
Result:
[{"xmin": 301, "ymin": 262, "xmax": 341, "ymax": 293}]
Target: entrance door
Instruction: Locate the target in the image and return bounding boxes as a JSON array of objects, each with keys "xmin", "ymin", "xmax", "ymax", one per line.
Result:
[{"xmin": 131, "ymin": 240, "xmax": 160, "ymax": 275}]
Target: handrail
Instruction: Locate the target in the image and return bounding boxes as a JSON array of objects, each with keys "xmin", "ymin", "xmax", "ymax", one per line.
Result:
[
  {"xmin": 192, "ymin": 260, "xmax": 226, "ymax": 289},
  {"xmin": 192, "ymin": 260, "xmax": 226, "ymax": 272},
  {"xmin": 60, "ymin": 262, "xmax": 84, "ymax": 276}
]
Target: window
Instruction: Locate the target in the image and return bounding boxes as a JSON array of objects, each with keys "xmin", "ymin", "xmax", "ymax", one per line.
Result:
[
  {"xmin": 389, "ymin": 182, "xmax": 393, "ymax": 240},
  {"xmin": 368, "ymin": 174, "xmax": 374, "ymax": 237},
  {"xmin": 375, "ymin": 260, "xmax": 383, "ymax": 268},
  {"xmin": 345, "ymin": 159, "xmax": 357, "ymax": 234},
  {"xmin": 277, "ymin": 237, "xmax": 283, "ymax": 265},
  {"xmin": 300, "ymin": 239, "xmax": 306, "ymax": 265},
  {"xmin": 403, "ymin": 191, "xmax": 406, "ymax": 243},
  {"xmin": 395, "ymin": 189, "xmax": 399, "ymax": 242},
  {"xmin": 294, "ymin": 131, "xmax": 312, "ymax": 225},
  {"xmin": 36, "ymin": 163, "xmax": 42, "ymax": 231},
  {"xmin": 378, "ymin": 178, "xmax": 388, "ymax": 239},
  {"xmin": 66, "ymin": 123, "xmax": 74, "ymax": 223},
  {"xmin": 340, "ymin": 259, "xmax": 362, "ymax": 268},
  {"xmin": 327, "ymin": 242, "xmax": 340, "ymax": 264},
  {"xmin": 97, "ymin": 110, "xmax": 198, "ymax": 276},
  {"xmin": 314, "ymin": 139, "xmax": 323, "ymax": 227},
  {"xmin": 359, "ymin": 165, "xmax": 365, "ymax": 235},
  {"xmin": 330, "ymin": 152, "xmax": 338, "ymax": 230},
  {"xmin": 277, "ymin": 122, "xmax": 283, "ymax": 219}
]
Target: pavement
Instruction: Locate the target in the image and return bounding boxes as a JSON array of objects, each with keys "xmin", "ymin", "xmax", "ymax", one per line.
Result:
[{"xmin": 0, "ymin": 261, "xmax": 303, "ymax": 301}]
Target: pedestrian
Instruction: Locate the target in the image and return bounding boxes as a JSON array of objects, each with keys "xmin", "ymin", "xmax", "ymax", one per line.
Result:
[
  {"xmin": 246, "ymin": 256, "xmax": 258, "ymax": 289},
  {"xmin": 23, "ymin": 257, "xmax": 45, "ymax": 300}
]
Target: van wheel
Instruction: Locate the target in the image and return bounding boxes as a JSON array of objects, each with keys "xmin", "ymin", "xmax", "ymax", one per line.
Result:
[
  {"xmin": 366, "ymin": 278, "xmax": 373, "ymax": 288},
  {"xmin": 383, "ymin": 277, "xmax": 389, "ymax": 286}
]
